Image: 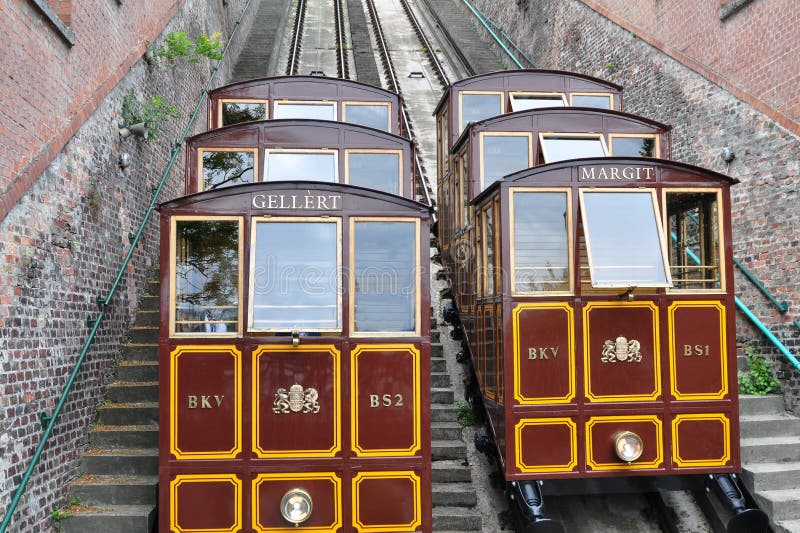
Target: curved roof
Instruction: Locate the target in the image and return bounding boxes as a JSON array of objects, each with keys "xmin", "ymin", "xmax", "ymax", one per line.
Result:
[{"xmin": 209, "ymin": 75, "xmax": 399, "ymax": 101}]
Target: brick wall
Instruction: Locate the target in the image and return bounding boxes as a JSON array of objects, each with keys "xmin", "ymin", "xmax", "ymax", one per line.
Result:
[
  {"xmin": 0, "ymin": 0, "xmax": 259, "ymax": 530},
  {"xmin": 466, "ymin": 0, "xmax": 800, "ymax": 409}
]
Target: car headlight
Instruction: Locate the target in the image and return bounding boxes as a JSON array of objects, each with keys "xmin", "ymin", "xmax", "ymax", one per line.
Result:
[
  {"xmin": 280, "ymin": 488, "xmax": 313, "ymax": 524},
  {"xmin": 613, "ymin": 431, "xmax": 643, "ymax": 463}
]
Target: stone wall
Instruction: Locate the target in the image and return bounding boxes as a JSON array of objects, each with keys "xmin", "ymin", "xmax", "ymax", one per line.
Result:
[
  {"xmin": 0, "ymin": 0, "xmax": 259, "ymax": 530},
  {"xmin": 466, "ymin": 0, "xmax": 800, "ymax": 409}
]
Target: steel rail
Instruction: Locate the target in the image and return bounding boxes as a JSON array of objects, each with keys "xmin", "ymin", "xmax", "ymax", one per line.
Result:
[
  {"xmin": 363, "ymin": 0, "xmax": 436, "ymax": 221},
  {"xmin": 333, "ymin": 0, "xmax": 349, "ymax": 78},
  {"xmin": 397, "ymin": 0, "xmax": 450, "ymax": 87},
  {"xmin": 286, "ymin": 0, "xmax": 307, "ymax": 75},
  {"xmin": 0, "ymin": 1, "xmax": 255, "ymax": 530}
]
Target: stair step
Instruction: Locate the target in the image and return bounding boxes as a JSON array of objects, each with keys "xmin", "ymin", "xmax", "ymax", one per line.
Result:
[
  {"xmin": 60, "ymin": 504, "xmax": 156, "ymax": 533},
  {"xmin": 145, "ymin": 279, "xmax": 160, "ymax": 295},
  {"xmin": 133, "ymin": 310, "xmax": 159, "ymax": 327},
  {"xmin": 431, "ymin": 372, "xmax": 452, "ymax": 388},
  {"xmin": 431, "ymin": 330, "xmax": 441, "ymax": 343},
  {"xmin": 431, "ymin": 404, "xmax": 458, "ymax": 423},
  {"xmin": 139, "ymin": 294, "xmax": 159, "ymax": 311},
  {"xmin": 122, "ymin": 343, "xmax": 158, "ymax": 362},
  {"xmin": 89, "ymin": 426, "xmax": 158, "ymax": 449},
  {"xmin": 754, "ymin": 489, "xmax": 800, "ymax": 522},
  {"xmin": 742, "ymin": 462, "xmax": 800, "ymax": 492},
  {"xmin": 740, "ymin": 413, "xmax": 800, "ymax": 439},
  {"xmin": 432, "ymin": 505, "xmax": 482, "ymax": 530},
  {"xmin": 130, "ymin": 327, "xmax": 159, "ymax": 344},
  {"xmin": 431, "ymin": 388, "xmax": 455, "ymax": 404},
  {"xmin": 116, "ymin": 361, "xmax": 159, "ymax": 382},
  {"xmin": 80, "ymin": 448, "xmax": 158, "ymax": 476},
  {"xmin": 432, "ymin": 460, "xmax": 473, "ymax": 483},
  {"xmin": 71, "ymin": 475, "xmax": 158, "ymax": 505},
  {"xmin": 105, "ymin": 382, "xmax": 159, "ymax": 403},
  {"xmin": 775, "ymin": 519, "xmax": 800, "ymax": 533},
  {"xmin": 432, "ymin": 440, "xmax": 466, "ymax": 461},
  {"xmin": 741, "ymin": 436, "xmax": 800, "ymax": 463},
  {"xmin": 431, "ymin": 343, "xmax": 444, "ymax": 358},
  {"xmin": 432, "ymin": 483, "xmax": 478, "ymax": 507},
  {"xmin": 431, "ymin": 358, "xmax": 447, "ymax": 373},
  {"xmin": 97, "ymin": 403, "xmax": 159, "ymax": 426},
  {"xmin": 739, "ymin": 394, "xmax": 785, "ymax": 416},
  {"xmin": 431, "ymin": 421, "xmax": 463, "ymax": 441}
]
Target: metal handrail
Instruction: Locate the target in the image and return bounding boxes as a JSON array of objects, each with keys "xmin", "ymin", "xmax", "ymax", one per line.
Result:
[
  {"xmin": 460, "ymin": 0, "xmax": 524, "ymax": 69},
  {"xmin": 734, "ymin": 258, "xmax": 789, "ymax": 313},
  {"xmin": 0, "ymin": 1, "xmax": 254, "ymax": 529},
  {"xmin": 459, "ymin": 0, "xmax": 535, "ymax": 68}
]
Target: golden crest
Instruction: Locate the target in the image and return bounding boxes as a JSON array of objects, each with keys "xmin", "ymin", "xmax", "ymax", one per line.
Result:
[
  {"xmin": 601, "ymin": 336, "xmax": 642, "ymax": 363},
  {"xmin": 273, "ymin": 383, "xmax": 321, "ymax": 414}
]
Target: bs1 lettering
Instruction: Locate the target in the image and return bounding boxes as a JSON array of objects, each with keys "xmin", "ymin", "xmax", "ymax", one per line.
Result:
[
  {"xmin": 682, "ymin": 345, "xmax": 710, "ymax": 357},
  {"xmin": 368, "ymin": 394, "xmax": 404, "ymax": 408},
  {"xmin": 187, "ymin": 395, "xmax": 224, "ymax": 409}
]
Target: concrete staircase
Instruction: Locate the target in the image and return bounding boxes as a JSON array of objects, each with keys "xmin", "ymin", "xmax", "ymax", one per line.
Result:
[
  {"xmin": 429, "ymin": 322, "xmax": 483, "ymax": 531},
  {"xmin": 61, "ymin": 280, "xmax": 160, "ymax": 533},
  {"xmin": 739, "ymin": 393, "xmax": 800, "ymax": 533}
]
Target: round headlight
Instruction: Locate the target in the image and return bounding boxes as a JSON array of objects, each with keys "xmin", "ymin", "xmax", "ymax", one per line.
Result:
[
  {"xmin": 614, "ymin": 431, "xmax": 643, "ymax": 463},
  {"xmin": 280, "ymin": 488, "xmax": 313, "ymax": 525}
]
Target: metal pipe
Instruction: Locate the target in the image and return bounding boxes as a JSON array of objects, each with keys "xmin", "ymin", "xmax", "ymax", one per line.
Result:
[
  {"xmin": 460, "ymin": 0, "xmax": 524, "ymax": 69},
  {"xmin": 0, "ymin": 1, "xmax": 254, "ymax": 529},
  {"xmin": 734, "ymin": 258, "xmax": 789, "ymax": 313},
  {"xmin": 460, "ymin": 0, "xmax": 535, "ymax": 67},
  {"xmin": 735, "ymin": 296, "xmax": 800, "ymax": 373}
]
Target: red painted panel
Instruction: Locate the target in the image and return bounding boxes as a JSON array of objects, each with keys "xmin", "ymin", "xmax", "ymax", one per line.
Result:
[
  {"xmin": 514, "ymin": 305, "xmax": 573, "ymax": 403},
  {"xmin": 353, "ymin": 346, "xmax": 419, "ymax": 455},
  {"xmin": 172, "ymin": 475, "xmax": 240, "ymax": 531},
  {"xmin": 353, "ymin": 472, "xmax": 421, "ymax": 531},
  {"xmin": 669, "ymin": 303, "xmax": 727, "ymax": 399},
  {"xmin": 252, "ymin": 473, "xmax": 341, "ymax": 531},
  {"xmin": 515, "ymin": 418, "xmax": 577, "ymax": 473},
  {"xmin": 586, "ymin": 416, "xmax": 663, "ymax": 471},
  {"xmin": 672, "ymin": 414, "xmax": 730, "ymax": 467}
]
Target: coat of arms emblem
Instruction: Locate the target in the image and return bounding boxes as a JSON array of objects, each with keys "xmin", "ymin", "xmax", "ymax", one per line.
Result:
[
  {"xmin": 273, "ymin": 384, "xmax": 321, "ymax": 414},
  {"xmin": 601, "ymin": 336, "xmax": 642, "ymax": 363}
]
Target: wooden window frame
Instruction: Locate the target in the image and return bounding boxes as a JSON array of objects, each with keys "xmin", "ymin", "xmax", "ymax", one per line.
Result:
[
  {"xmin": 569, "ymin": 92, "xmax": 615, "ymax": 109},
  {"xmin": 539, "ymin": 132, "xmax": 609, "ymax": 164},
  {"xmin": 608, "ymin": 133, "xmax": 661, "ymax": 158},
  {"xmin": 342, "ymin": 101, "xmax": 392, "ymax": 132},
  {"xmin": 509, "ymin": 91, "xmax": 567, "ymax": 111},
  {"xmin": 344, "ymin": 149, "xmax": 404, "ymax": 196},
  {"xmin": 458, "ymin": 91, "xmax": 504, "ymax": 133},
  {"xmin": 217, "ymin": 99, "xmax": 269, "ymax": 128},
  {"xmin": 479, "ymin": 132, "xmax": 534, "ymax": 192},
  {"xmin": 197, "ymin": 147, "xmax": 259, "ymax": 192},
  {"xmin": 263, "ymin": 148, "xmax": 339, "ymax": 183},
  {"xmin": 273, "ymin": 100, "xmax": 338, "ymax": 120}
]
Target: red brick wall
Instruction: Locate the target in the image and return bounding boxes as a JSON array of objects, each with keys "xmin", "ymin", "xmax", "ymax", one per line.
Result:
[{"xmin": 46, "ymin": 0, "xmax": 72, "ymax": 26}]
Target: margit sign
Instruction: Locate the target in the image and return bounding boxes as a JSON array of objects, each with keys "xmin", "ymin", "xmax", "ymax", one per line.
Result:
[{"xmin": 578, "ymin": 165, "xmax": 656, "ymax": 181}]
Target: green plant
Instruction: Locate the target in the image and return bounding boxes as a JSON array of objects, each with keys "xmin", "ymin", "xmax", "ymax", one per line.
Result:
[
  {"xmin": 604, "ymin": 61, "xmax": 616, "ymax": 72},
  {"xmin": 738, "ymin": 346, "xmax": 781, "ymax": 395},
  {"xmin": 456, "ymin": 400, "xmax": 476, "ymax": 427},
  {"xmin": 51, "ymin": 497, "xmax": 81, "ymax": 522},
  {"xmin": 122, "ymin": 93, "xmax": 180, "ymax": 140},
  {"xmin": 151, "ymin": 31, "xmax": 224, "ymax": 65}
]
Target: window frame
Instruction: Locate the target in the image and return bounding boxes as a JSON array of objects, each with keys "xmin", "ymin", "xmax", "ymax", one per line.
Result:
[
  {"xmin": 569, "ymin": 92, "xmax": 615, "ymax": 109},
  {"xmin": 662, "ymin": 187, "xmax": 726, "ymax": 294},
  {"xmin": 248, "ymin": 216, "xmax": 343, "ymax": 333},
  {"xmin": 539, "ymin": 132, "xmax": 609, "ymax": 164},
  {"xmin": 217, "ymin": 98, "xmax": 269, "ymax": 127},
  {"xmin": 578, "ymin": 188, "xmax": 673, "ymax": 289},
  {"xmin": 349, "ymin": 217, "xmax": 421, "ymax": 337},
  {"xmin": 169, "ymin": 215, "xmax": 244, "ymax": 338},
  {"xmin": 263, "ymin": 148, "xmax": 339, "ymax": 183},
  {"xmin": 342, "ymin": 101, "xmax": 392, "ymax": 132},
  {"xmin": 479, "ymin": 131, "xmax": 534, "ymax": 192},
  {"xmin": 509, "ymin": 187, "xmax": 574, "ymax": 296},
  {"xmin": 343, "ymin": 149, "xmax": 403, "ymax": 196},
  {"xmin": 509, "ymin": 91, "xmax": 567, "ymax": 111},
  {"xmin": 272, "ymin": 100, "xmax": 338, "ymax": 120},
  {"xmin": 458, "ymin": 91, "xmax": 504, "ymax": 133},
  {"xmin": 197, "ymin": 147, "xmax": 259, "ymax": 192},
  {"xmin": 608, "ymin": 133, "xmax": 661, "ymax": 158}
]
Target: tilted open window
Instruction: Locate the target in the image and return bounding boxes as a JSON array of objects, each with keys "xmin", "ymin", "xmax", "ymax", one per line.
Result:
[
  {"xmin": 273, "ymin": 100, "xmax": 336, "ymax": 120},
  {"xmin": 579, "ymin": 190, "xmax": 672, "ymax": 288},
  {"xmin": 509, "ymin": 92, "xmax": 567, "ymax": 111},
  {"xmin": 171, "ymin": 217, "xmax": 242, "ymax": 337},
  {"xmin": 199, "ymin": 148, "xmax": 257, "ymax": 191},
  {"xmin": 343, "ymin": 102, "xmax": 391, "ymax": 131},
  {"xmin": 539, "ymin": 133, "xmax": 608, "ymax": 163},
  {"xmin": 480, "ymin": 133, "xmax": 532, "ymax": 191},
  {"xmin": 264, "ymin": 149, "xmax": 338, "ymax": 182},
  {"xmin": 249, "ymin": 218, "xmax": 341, "ymax": 332},
  {"xmin": 219, "ymin": 99, "xmax": 268, "ymax": 126}
]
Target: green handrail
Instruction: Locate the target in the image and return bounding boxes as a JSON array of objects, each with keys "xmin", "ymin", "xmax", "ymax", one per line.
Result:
[
  {"xmin": 460, "ymin": 0, "xmax": 525, "ymax": 69},
  {"xmin": 460, "ymin": 0, "xmax": 535, "ymax": 68},
  {"xmin": 0, "ymin": 1, "xmax": 253, "ymax": 530},
  {"xmin": 733, "ymin": 257, "xmax": 789, "ymax": 313}
]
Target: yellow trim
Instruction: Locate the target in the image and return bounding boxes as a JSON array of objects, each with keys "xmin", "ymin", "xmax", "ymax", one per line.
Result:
[
  {"xmin": 217, "ymin": 98, "xmax": 269, "ymax": 127},
  {"xmin": 197, "ymin": 147, "xmax": 259, "ymax": 192},
  {"xmin": 583, "ymin": 301, "xmax": 662, "ymax": 402},
  {"xmin": 342, "ymin": 101, "xmax": 392, "ymax": 132},
  {"xmin": 514, "ymin": 418, "xmax": 578, "ymax": 473},
  {"xmin": 586, "ymin": 415, "xmax": 664, "ymax": 470},
  {"xmin": 348, "ymin": 218, "xmax": 421, "ymax": 337},
  {"xmin": 671, "ymin": 413, "xmax": 731, "ymax": 467},
  {"xmin": 668, "ymin": 301, "xmax": 729, "ymax": 400},
  {"xmin": 568, "ymin": 92, "xmax": 615, "ymax": 109},
  {"xmin": 252, "ymin": 345, "xmax": 341, "ymax": 458},
  {"xmin": 169, "ymin": 346, "xmax": 242, "ymax": 460},
  {"xmin": 170, "ymin": 474, "xmax": 242, "ymax": 533},
  {"xmin": 478, "ymin": 131, "xmax": 533, "ymax": 192},
  {"xmin": 458, "ymin": 90, "xmax": 504, "ymax": 133},
  {"xmin": 509, "ymin": 187, "xmax": 574, "ymax": 296},
  {"xmin": 252, "ymin": 472, "xmax": 342, "ymax": 533},
  {"xmin": 343, "ymin": 149, "xmax": 404, "ymax": 196},
  {"xmin": 169, "ymin": 216, "xmax": 244, "ymax": 338},
  {"xmin": 351, "ymin": 344, "xmax": 421, "ymax": 456},
  {"xmin": 352, "ymin": 471, "xmax": 421, "ymax": 532},
  {"xmin": 512, "ymin": 303, "xmax": 575, "ymax": 404},
  {"xmin": 608, "ymin": 133, "xmax": 661, "ymax": 158}
]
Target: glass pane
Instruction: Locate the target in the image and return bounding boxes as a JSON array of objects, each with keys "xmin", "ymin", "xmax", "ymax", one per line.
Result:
[
  {"xmin": 174, "ymin": 221, "xmax": 239, "ymax": 334},
  {"xmin": 541, "ymin": 136, "xmax": 607, "ymax": 163},
  {"xmin": 274, "ymin": 102, "xmax": 335, "ymax": 120},
  {"xmin": 582, "ymin": 192, "xmax": 670, "ymax": 287},
  {"xmin": 571, "ymin": 94, "xmax": 612, "ymax": 109},
  {"xmin": 612, "ymin": 136, "xmax": 657, "ymax": 157},
  {"xmin": 485, "ymin": 205, "xmax": 495, "ymax": 295},
  {"xmin": 221, "ymin": 102, "xmax": 266, "ymax": 126},
  {"xmin": 345, "ymin": 104, "xmax": 390, "ymax": 131},
  {"xmin": 251, "ymin": 222, "xmax": 339, "ymax": 330},
  {"xmin": 483, "ymin": 135, "xmax": 530, "ymax": 189},
  {"xmin": 485, "ymin": 308, "xmax": 495, "ymax": 395},
  {"xmin": 513, "ymin": 192, "xmax": 569, "ymax": 292},
  {"xmin": 461, "ymin": 93, "xmax": 502, "ymax": 131},
  {"xmin": 265, "ymin": 152, "xmax": 337, "ymax": 182},
  {"xmin": 354, "ymin": 222, "xmax": 416, "ymax": 332},
  {"xmin": 202, "ymin": 150, "xmax": 255, "ymax": 190},
  {"xmin": 348, "ymin": 153, "xmax": 400, "ymax": 194},
  {"xmin": 666, "ymin": 192, "xmax": 721, "ymax": 290},
  {"xmin": 510, "ymin": 94, "xmax": 565, "ymax": 111}
]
